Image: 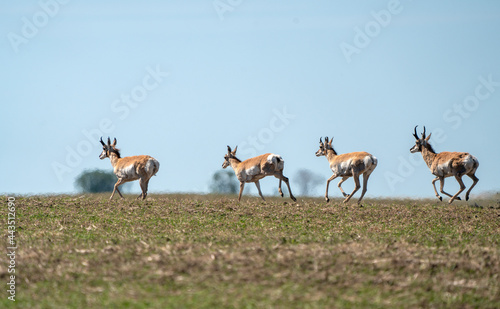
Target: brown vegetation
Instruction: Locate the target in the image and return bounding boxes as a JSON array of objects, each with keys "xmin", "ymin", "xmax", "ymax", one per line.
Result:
[{"xmin": 2, "ymin": 194, "xmax": 499, "ymax": 308}]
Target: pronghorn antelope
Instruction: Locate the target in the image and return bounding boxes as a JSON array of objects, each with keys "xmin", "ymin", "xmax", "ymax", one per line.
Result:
[
  {"xmin": 315, "ymin": 137, "xmax": 377, "ymax": 204},
  {"xmin": 222, "ymin": 146, "xmax": 297, "ymax": 202},
  {"xmin": 99, "ymin": 137, "xmax": 159, "ymax": 200},
  {"xmin": 410, "ymin": 126, "xmax": 479, "ymax": 204}
]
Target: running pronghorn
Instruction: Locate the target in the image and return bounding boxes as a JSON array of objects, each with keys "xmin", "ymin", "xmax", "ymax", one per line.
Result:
[
  {"xmin": 222, "ymin": 146, "xmax": 296, "ymax": 202},
  {"xmin": 315, "ymin": 136, "xmax": 377, "ymax": 204},
  {"xmin": 99, "ymin": 137, "xmax": 159, "ymax": 200},
  {"xmin": 410, "ymin": 126, "xmax": 479, "ymax": 204}
]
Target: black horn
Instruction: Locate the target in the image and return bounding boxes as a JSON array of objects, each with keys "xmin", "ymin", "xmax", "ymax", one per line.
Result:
[
  {"xmin": 413, "ymin": 126, "xmax": 419, "ymax": 140},
  {"xmin": 100, "ymin": 137, "xmax": 105, "ymax": 146},
  {"xmin": 422, "ymin": 126, "xmax": 426, "ymax": 139}
]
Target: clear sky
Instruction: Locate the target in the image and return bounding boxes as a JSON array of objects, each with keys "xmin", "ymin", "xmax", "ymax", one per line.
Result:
[{"xmin": 2, "ymin": 0, "xmax": 500, "ymax": 198}]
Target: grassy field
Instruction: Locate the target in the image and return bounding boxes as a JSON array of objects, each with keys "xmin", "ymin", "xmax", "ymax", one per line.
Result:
[{"xmin": 2, "ymin": 194, "xmax": 500, "ymax": 308}]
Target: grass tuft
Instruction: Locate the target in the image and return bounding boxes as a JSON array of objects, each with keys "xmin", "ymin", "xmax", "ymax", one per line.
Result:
[{"xmin": 2, "ymin": 194, "xmax": 499, "ymax": 308}]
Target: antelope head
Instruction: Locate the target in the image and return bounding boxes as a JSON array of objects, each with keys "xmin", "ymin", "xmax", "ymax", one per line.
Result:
[
  {"xmin": 410, "ymin": 126, "xmax": 432, "ymax": 153},
  {"xmin": 315, "ymin": 137, "xmax": 333, "ymax": 157},
  {"xmin": 222, "ymin": 145, "xmax": 237, "ymax": 168},
  {"xmin": 99, "ymin": 137, "xmax": 118, "ymax": 159}
]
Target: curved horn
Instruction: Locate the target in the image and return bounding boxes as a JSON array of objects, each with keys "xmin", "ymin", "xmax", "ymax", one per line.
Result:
[
  {"xmin": 413, "ymin": 126, "xmax": 419, "ymax": 140},
  {"xmin": 319, "ymin": 137, "xmax": 323, "ymax": 144},
  {"xmin": 100, "ymin": 137, "xmax": 105, "ymax": 146},
  {"xmin": 422, "ymin": 126, "xmax": 426, "ymax": 139}
]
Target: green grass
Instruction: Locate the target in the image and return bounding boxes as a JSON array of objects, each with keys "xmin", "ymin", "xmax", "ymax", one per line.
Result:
[{"xmin": 2, "ymin": 194, "xmax": 499, "ymax": 308}]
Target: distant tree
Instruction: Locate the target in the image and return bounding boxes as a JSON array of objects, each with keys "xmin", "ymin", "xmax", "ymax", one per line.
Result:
[
  {"xmin": 209, "ymin": 170, "xmax": 239, "ymax": 194},
  {"xmin": 293, "ymin": 169, "xmax": 323, "ymax": 196},
  {"xmin": 74, "ymin": 169, "xmax": 131, "ymax": 193}
]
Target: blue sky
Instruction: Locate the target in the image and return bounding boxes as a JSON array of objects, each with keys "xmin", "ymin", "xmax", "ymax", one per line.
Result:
[{"xmin": 2, "ymin": 0, "xmax": 500, "ymax": 198}]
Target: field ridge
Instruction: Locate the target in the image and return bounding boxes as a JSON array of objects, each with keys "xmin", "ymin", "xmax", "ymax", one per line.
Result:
[{"xmin": 2, "ymin": 194, "xmax": 499, "ymax": 308}]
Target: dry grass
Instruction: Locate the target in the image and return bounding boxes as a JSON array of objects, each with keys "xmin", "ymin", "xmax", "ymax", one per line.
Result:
[{"xmin": 2, "ymin": 194, "xmax": 500, "ymax": 308}]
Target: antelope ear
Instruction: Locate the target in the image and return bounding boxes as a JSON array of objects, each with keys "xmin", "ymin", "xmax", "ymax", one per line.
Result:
[
  {"xmin": 329, "ymin": 136, "xmax": 333, "ymax": 146},
  {"xmin": 227, "ymin": 145, "xmax": 232, "ymax": 153},
  {"xmin": 112, "ymin": 138, "xmax": 117, "ymax": 147},
  {"xmin": 425, "ymin": 132, "xmax": 431, "ymax": 141},
  {"xmin": 232, "ymin": 146, "xmax": 238, "ymax": 154}
]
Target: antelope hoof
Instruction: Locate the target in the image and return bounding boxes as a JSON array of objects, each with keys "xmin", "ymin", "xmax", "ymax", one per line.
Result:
[
  {"xmin": 325, "ymin": 197, "xmax": 330, "ymax": 203},
  {"xmin": 279, "ymin": 192, "xmax": 284, "ymax": 198},
  {"xmin": 438, "ymin": 196, "xmax": 442, "ymax": 201},
  {"xmin": 456, "ymin": 197, "xmax": 462, "ymax": 201},
  {"xmin": 291, "ymin": 196, "xmax": 297, "ymax": 202},
  {"xmin": 342, "ymin": 193, "xmax": 348, "ymax": 197},
  {"xmin": 466, "ymin": 195, "xmax": 470, "ymax": 201}
]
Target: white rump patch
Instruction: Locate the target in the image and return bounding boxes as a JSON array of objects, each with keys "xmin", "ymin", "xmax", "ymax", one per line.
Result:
[
  {"xmin": 267, "ymin": 153, "xmax": 284, "ymax": 170},
  {"xmin": 363, "ymin": 156, "xmax": 372, "ymax": 167},
  {"xmin": 463, "ymin": 155, "xmax": 478, "ymax": 172},
  {"xmin": 145, "ymin": 159, "xmax": 160, "ymax": 177}
]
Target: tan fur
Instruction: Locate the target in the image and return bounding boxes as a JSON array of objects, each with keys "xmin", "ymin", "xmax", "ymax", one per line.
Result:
[
  {"xmin": 100, "ymin": 138, "xmax": 159, "ymax": 200},
  {"xmin": 230, "ymin": 154, "xmax": 278, "ymax": 181},
  {"xmin": 111, "ymin": 155, "xmax": 154, "ymax": 173},
  {"xmin": 316, "ymin": 137, "xmax": 377, "ymax": 204},
  {"xmin": 426, "ymin": 151, "xmax": 471, "ymax": 175},
  {"xmin": 223, "ymin": 147, "xmax": 296, "ymax": 202},
  {"xmin": 411, "ymin": 126, "xmax": 479, "ymax": 203},
  {"xmin": 327, "ymin": 151, "xmax": 374, "ymax": 175}
]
